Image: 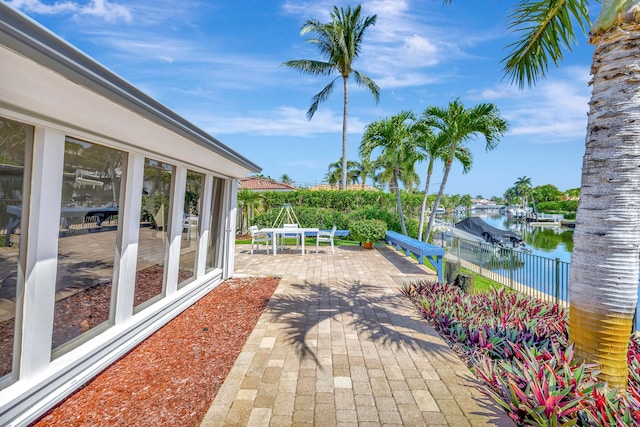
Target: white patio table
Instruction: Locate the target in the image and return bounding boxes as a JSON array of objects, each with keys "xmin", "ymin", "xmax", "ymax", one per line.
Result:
[{"xmin": 259, "ymin": 227, "xmax": 319, "ymax": 256}]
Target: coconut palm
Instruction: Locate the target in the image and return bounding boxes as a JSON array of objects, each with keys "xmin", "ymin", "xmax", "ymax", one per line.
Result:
[
  {"xmin": 360, "ymin": 111, "xmax": 419, "ymax": 235},
  {"xmin": 484, "ymin": 0, "xmax": 637, "ymax": 388},
  {"xmin": 282, "ymin": 4, "xmax": 379, "ymax": 191},
  {"xmin": 324, "ymin": 158, "xmax": 361, "ymax": 186},
  {"xmin": 413, "ymin": 120, "xmax": 472, "ymax": 241},
  {"xmin": 422, "ymin": 99, "xmax": 508, "ymax": 240}
]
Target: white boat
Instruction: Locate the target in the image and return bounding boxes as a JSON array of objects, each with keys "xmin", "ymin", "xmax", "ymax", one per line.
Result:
[{"xmin": 447, "ymin": 217, "xmax": 531, "ymax": 252}]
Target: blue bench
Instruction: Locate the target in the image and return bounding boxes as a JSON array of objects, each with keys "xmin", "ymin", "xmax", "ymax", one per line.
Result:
[
  {"xmin": 305, "ymin": 229, "xmax": 350, "ymax": 238},
  {"xmin": 385, "ymin": 230, "xmax": 444, "ymax": 282}
]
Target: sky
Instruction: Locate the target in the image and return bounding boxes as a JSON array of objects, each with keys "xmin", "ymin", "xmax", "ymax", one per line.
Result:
[{"xmin": 4, "ymin": 0, "xmax": 598, "ymax": 198}]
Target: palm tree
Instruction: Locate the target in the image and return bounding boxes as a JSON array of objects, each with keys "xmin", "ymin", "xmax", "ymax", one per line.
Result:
[
  {"xmin": 489, "ymin": 0, "xmax": 636, "ymax": 388},
  {"xmin": 237, "ymin": 189, "xmax": 264, "ymax": 234},
  {"xmin": 422, "ymin": 99, "xmax": 508, "ymax": 240},
  {"xmin": 282, "ymin": 5, "xmax": 380, "ymax": 191},
  {"xmin": 514, "ymin": 176, "xmax": 532, "ymax": 208},
  {"xmin": 358, "ymin": 157, "xmax": 374, "ymax": 190},
  {"xmin": 280, "ymin": 174, "xmax": 293, "ymax": 184},
  {"xmin": 324, "ymin": 158, "xmax": 360, "ymax": 186},
  {"xmin": 360, "ymin": 111, "xmax": 419, "ymax": 235},
  {"xmin": 413, "ymin": 120, "xmax": 472, "ymax": 241}
]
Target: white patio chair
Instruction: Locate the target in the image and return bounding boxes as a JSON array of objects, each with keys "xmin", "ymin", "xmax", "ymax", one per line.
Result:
[
  {"xmin": 316, "ymin": 225, "xmax": 337, "ymax": 254},
  {"xmin": 249, "ymin": 225, "xmax": 271, "ymax": 254},
  {"xmin": 183, "ymin": 214, "xmax": 198, "ymax": 240},
  {"xmin": 280, "ymin": 223, "xmax": 300, "ymax": 250}
]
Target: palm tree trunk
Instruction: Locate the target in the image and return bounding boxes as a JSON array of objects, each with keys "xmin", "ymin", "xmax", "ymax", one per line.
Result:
[
  {"xmin": 341, "ymin": 77, "xmax": 349, "ymax": 191},
  {"xmin": 426, "ymin": 156, "xmax": 454, "ymax": 242},
  {"xmin": 393, "ymin": 168, "xmax": 407, "ymax": 235},
  {"xmin": 569, "ymin": 24, "xmax": 640, "ymax": 389},
  {"xmin": 417, "ymin": 160, "xmax": 434, "ymax": 240}
]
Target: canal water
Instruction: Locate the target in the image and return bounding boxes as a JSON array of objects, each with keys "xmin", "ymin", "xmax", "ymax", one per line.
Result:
[{"xmin": 458, "ymin": 211, "xmax": 574, "ymax": 263}]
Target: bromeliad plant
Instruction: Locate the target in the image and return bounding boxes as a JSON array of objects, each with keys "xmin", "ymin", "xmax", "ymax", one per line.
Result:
[{"xmin": 400, "ymin": 280, "xmax": 640, "ymax": 426}]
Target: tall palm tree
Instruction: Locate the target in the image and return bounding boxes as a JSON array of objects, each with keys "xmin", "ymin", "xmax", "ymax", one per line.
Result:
[
  {"xmin": 514, "ymin": 176, "xmax": 532, "ymax": 208},
  {"xmin": 413, "ymin": 120, "xmax": 472, "ymax": 241},
  {"xmin": 485, "ymin": 0, "xmax": 636, "ymax": 388},
  {"xmin": 422, "ymin": 99, "xmax": 508, "ymax": 240},
  {"xmin": 360, "ymin": 111, "xmax": 419, "ymax": 235},
  {"xmin": 282, "ymin": 5, "xmax": 380, "ymax": 191}
]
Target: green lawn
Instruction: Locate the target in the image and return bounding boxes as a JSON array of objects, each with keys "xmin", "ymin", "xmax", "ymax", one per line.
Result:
[{"xmin": 236, "ymin": 236, "xmax": 375, "ymax": 248}]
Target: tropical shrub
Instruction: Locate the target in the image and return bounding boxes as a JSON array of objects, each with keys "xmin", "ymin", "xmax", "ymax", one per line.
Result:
[
  {"xmin": 252, "ymin": 206, "xmax": 348, "ymax": 230},
  {"xmin": 400, "ymin": 280, "xmax": 640, "ymax": 426},
  {"xmin": 348, "ymin": 219, "xmax": 387, "ymax": 243},
  {"xmin": 347, "ymin": 207, "xmax": 418, "ymax": 237}
]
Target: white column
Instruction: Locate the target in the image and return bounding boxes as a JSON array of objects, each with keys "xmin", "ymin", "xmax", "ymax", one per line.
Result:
[
  {"xmin": 16, "ymin": 127, "xmax": 64, "ymax": 379},
  {"xmin": 111, "ymin": 152, "xmax": 144, "ymax": 324},
  {"xmin": 164, "ymin": 166, "xmax": 186, "ymax": 295},
  {"xmin": 224, "ymin": 179, "xmax": 238, "ymax": 279}
]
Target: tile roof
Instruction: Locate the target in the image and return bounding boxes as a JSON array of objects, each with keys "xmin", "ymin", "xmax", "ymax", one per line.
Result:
[
  {"xmin": 309, "ymin": 183, "xmax": 380, "ymax": 191},
  {"xmin": 239, "ymin": 177, "xmax": 296, "ymax": 191}
]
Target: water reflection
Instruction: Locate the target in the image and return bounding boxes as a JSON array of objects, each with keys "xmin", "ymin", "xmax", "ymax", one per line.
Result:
[{"xmin": 452, "ymin": 211, "xmax": 574, "ymax": 263}]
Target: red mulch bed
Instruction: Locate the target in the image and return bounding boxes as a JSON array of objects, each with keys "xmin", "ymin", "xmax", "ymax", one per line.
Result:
[{"xmin": 32, "ymin": 276, "xmax": 280, "ymax": 426}]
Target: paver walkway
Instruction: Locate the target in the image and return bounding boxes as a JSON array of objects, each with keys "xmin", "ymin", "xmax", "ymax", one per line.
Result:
[{"xmin": 201, "ymin": 244, "xmax": 513, "ymax": 426}]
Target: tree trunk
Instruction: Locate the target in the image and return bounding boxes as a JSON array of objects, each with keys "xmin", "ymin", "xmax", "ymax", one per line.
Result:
[
  {"xmin": 341, "ymin": 77, "xmax": 349, "ymax": 191},
  {"xmin": 445, "ymin": 260, "xmax": 460, "ymax": 285},
  {"xmin": 417, "ymin": 159, "xmax": 434, "ymax": 240},
  {"xmin": 569, "ymin": 23, "xmax": 640, "ymax": 389},
  {"xmin": 454, "ymin": 274, "xmax": 474, "ymax": 294},
  {"xmin": 393, "ymin": 168, "xmax": 407, "ymax": 235},
  {"xmin": 425, "ymin": 152, "xmax": 455, "ymax": 242}
]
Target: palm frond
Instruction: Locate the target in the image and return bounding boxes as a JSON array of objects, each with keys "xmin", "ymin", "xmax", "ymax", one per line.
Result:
[
  {"xmin": 308, "ymin": 78, "xmax": 338, "ymax": 119},
  {"xmin": 502, "ymin": 0, "xmax": 590, "ymax": 88},
  {"xmin": 281, "ymin": 59, "xmax": 334, "ymax": 76},
  {"xmin": 353, "ymin": 70, "xmax": 380, "ymax": 104}
]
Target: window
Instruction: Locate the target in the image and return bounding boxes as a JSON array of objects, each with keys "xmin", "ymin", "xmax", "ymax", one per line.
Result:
[
  {"xmin": 206, "ymin": 177, "xmax": 225, "ymax": 273},
  {"xmin": 0, "ymin": 117, "xmax": 32, "ymax": 384},
  {"xmin": 179, "ymin": 170, "xmax": 203, "ymax": 287},
  {"xmin": 52, "ymin": 139, "xmax": 124, "ymax": 353},
  {"xmin": 135, "ymin": 158, "xmax": 174, "ymax": 311}
]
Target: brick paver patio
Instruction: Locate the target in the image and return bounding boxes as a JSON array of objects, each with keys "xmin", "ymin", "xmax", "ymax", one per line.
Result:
[{"xmin": 201, "ymin": 243, "xmax": 513, "ymax": 426}]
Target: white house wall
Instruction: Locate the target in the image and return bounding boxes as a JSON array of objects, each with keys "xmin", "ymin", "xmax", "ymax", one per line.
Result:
[
  {"xmin": 0, "ymin": 5, "xmax": 260, "ymax": 425},
  {"xmin": 0, "ymin": 47, "xmax": 248, "ymax": 178}
]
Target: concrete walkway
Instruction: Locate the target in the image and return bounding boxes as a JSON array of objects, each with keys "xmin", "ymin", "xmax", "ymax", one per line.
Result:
[{"xmin": 201, "ymin": 244, "xmax": 513, "ymax": 426}]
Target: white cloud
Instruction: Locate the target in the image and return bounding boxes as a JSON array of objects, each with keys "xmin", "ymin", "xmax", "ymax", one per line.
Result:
[
  {"xmin": 473, "ymin": 66, "xmax": 590, "ymax": 142},
  {"xmin": 280, "ymin": 0, "xmax": 484, "ymax": 90},
  {"xmin": 7, "ymin": 0, "xmax": 132, "ymax": 23},
  {"xmin": 196, "ymin": 106, "xmax": 368, "ymax": 137}
]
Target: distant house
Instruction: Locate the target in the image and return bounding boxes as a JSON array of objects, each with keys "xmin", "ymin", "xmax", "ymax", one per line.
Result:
[
  {"xmin": 239, "ymin": 176, "xmax": 296, "ymax": 192},
  {"xmin": 309, "ymin": 183, "xmax": 380, "ymax": 191},
  {"xmin": 0, "ymin": 4, "xmax": 260, "ymax": 425}
]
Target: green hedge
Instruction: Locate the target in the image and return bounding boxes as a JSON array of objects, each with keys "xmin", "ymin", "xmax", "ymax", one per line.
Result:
[{"xmin": 536, "ymin": 200, "xmax": 578, "ymax": 213}]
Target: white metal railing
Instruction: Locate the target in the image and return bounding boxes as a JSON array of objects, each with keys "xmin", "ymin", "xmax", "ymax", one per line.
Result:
[{"xmin": 436, "ymin": 233, "xmax": 569, "ymax": 307}]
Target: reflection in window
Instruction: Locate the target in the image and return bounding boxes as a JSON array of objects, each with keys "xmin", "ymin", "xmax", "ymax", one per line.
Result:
[
  {"xmin": 135, "ymin": 158, "xmax": 173, "ymax": 311},
  {"xmin": 179, "ymin": 171, "xmax": 203, "ymax": 288},
  {"xmin": 0, "ymin": 117, "xmax": 31, "ymax": 384},
  {"xmin": 53, "ymin": 139, "xmax": 124, "ymax": 354},
  {"xmin": 206, "ymin": 178, "xmax": 225, "ymax": 273}
]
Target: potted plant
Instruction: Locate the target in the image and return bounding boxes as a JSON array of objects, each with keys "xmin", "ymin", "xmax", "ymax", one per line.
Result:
[{"xmin": 349, "ymin": 219, "xmax": 387, "ymax": 249}]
